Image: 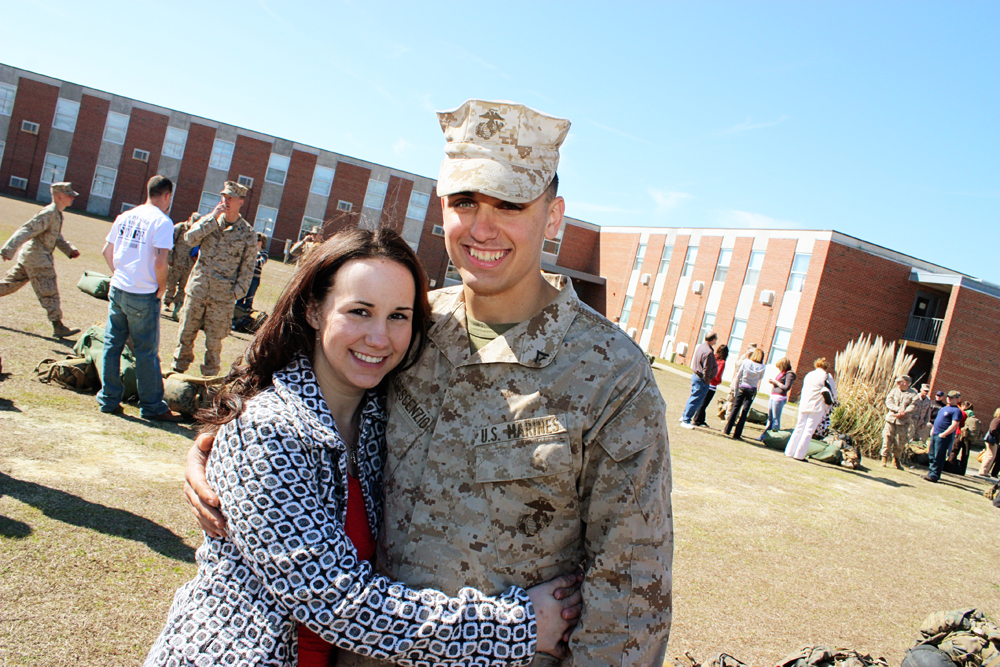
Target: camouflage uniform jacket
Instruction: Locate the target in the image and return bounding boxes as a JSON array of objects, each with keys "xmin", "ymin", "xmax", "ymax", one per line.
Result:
[
  {"xmin": 168, "ymin": 221, "xmax": 196, "ymax": 271},
  {"xmin": 374, "ymin": 273, "xmax": 673, "ymax": 667},
  {"xmin": 0, "ymin": 203, "xmax": 76, "ymax": 266},
  {"xmin": 183, "ymin": 213, "xmax": 257, "ymax": 301},
  {"xmin": 913, "ymin": 395, "xmax": 934, "ymax": 425},
  {"xmin": 885, "ymin": 386, "xmax": 918, "ymax": 425}
]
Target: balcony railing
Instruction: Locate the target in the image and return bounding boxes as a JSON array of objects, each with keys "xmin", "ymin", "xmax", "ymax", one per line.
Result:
[{"xmin": 903, "ymin": 315, "xmax": 943, "ymax": 345}]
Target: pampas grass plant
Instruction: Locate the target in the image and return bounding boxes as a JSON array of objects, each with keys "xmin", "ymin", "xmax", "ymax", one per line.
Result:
[{"xmin": 830, "ymin": 334, "xmax": 917, "ymax": 458}]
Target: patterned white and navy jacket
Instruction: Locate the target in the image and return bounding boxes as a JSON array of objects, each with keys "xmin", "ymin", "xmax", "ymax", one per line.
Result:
[{"xmin": 144, "ymin": 355, "xmax": 537, "ymax": 667}]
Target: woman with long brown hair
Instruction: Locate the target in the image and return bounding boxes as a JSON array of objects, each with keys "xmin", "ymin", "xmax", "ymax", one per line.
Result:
[{"xmin": 145, "ymin": 227, "xmax": 580, "ymax": 667}]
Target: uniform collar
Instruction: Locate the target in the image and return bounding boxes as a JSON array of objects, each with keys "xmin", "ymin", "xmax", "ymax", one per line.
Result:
[{"xmin": 428, "ymin": 273, "xmax": 578, "ymax": 369}]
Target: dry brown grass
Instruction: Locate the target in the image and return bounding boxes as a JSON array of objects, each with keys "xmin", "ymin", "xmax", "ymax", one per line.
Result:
[{"xmin": 1, "ymin": 196, "xmax": 998, "ymax": 666}]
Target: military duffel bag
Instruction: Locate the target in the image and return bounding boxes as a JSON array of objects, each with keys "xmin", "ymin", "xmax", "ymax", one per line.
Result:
[
  {"xmin": 77, "ymin": 271, "xmax": 111, "ymax": 300},
  {"xmin": 34, "ymin": 356, "xmax": 100, "ymax": 392}
]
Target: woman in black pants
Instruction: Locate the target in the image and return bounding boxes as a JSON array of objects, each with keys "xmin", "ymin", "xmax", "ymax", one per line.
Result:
[{"xmin": 724, "ymin": 347, "xmax": 766, "ymax": 440}]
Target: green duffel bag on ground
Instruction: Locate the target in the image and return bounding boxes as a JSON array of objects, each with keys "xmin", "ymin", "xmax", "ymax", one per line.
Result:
[
  {"xmin": 747, "ymin": 406, "xmax": 768, "ymax": 424},
  {"xmin": 77, "ymin": 271, "xmax": 111, "ymax": 300},
  {"xmin": 73, "ymin": 325, "xmax": 138, "ymax": 401},
  {"xmin": 759, "ymin": 428, "xmax": 839, "ymax": 462},
  {"xmin": 34, "ymin": 356, "xmax": 100, "ymax": 392}
]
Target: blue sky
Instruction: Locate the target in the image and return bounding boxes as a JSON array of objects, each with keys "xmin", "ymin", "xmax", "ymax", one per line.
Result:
[{"xmin": 4, "ymin": 1, "xmax": 997, "ymax": 282}]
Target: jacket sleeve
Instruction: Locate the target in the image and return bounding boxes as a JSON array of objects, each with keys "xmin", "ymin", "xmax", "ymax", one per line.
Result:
[
  {"xmin": 183, "ymin": 215, "xmax": 218, "ymax": 246},
  {"xmin": 209, "ymin": 405, "xmax": 537, "ymax": 667},
  {"xmin": 732, "ymin": 360, "xmax": 746, "ymax": 390},
  {"xmin": 231, "ymin": 233, "xmax": 258, "ymax": 298},
  {"xmin": 1, "ymin": 211, "xmax": 47, "ymax": 259},
  {"xmin": 573, "ymin": 361, "xmax": 672, "ymax": 666},
  {"xmin": 55, "ymin": 233, "xmax": 76, "ymax": 257}
]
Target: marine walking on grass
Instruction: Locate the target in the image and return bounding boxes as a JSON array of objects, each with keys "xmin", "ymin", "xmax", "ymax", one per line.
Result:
[
  {"xmin": 162, "ymin": 212, "xmax": 199, "ymax": 321},
  {"xmin": 0, "ymin": 182, "xmax": 82, "ymax": 338}
]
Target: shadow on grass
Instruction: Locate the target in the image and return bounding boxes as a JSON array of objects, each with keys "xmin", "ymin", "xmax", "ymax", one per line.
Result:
[
  {"xmin": 0, "ymin": 324, "xmax": 77, "ymax": 348},
  {"xmin": 0, "ymin": 397, "xmax": 21, "ymax": 411},
  {"xmin": 0, "ymin": 471, "xmax": 195, "ymax": 562}
]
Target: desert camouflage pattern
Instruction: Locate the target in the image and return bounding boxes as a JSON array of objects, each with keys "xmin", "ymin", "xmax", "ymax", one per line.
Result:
[
  {"xmin": 163, "ymin": 221, "xmax": 196, "ymax": 307},
  {"xmin": 436, "ymin": 100, "xmax": 571, "ymax": 204},
  {"xmin": 221, "ymin": 180, "xmax": 249, "ymax": 198},
  {"xmin": 340, "ymin": 274, "xmax": 673, "ymax": 666},
  {"xmin": 173, "ymin": 213, "xmax": 257, "ymax": 375},
  {"xmin": 884, "ymin": 385, "xmax": 918, "ymax": 425},
  {"xmin": 0, "ymin": 203, "xmax": 77, "ymax": 321},
  {"xmin": 50, "ymin": 182, "xmax": 79, "ymax": 196}
]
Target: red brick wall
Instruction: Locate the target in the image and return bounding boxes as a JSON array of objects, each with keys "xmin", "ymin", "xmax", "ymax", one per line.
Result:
[
  {"xmin": 742, "ymin": 238, "xmax": 796, "ymax": 361},
  {"xmin": 170, "ymin": 123, "xmax": 215, "ymax": 221},
  {"xmin": 648, "ymin": 236, "xmax": 690, "ymax": 356},
  {"xmin": 227, "ymin": 135, "xmax": 271, "ymax": 224},
  {"xmin": 63, "ymin": 94, "xmax": 110, "ymax": 210},
  {"xmin": 0, "ymin": 78, "xmax": 60, "ymax": 199},
  {"xmin": 270, "ymin": 149, "xmax": 318, "ymax": 252},
  {"xmin": 416, "ymin": 189, "xmax": 449, "ymax": 287},
  {"xmin": 793, "ymin": 241, "xmax": 919, "ymax": 389},
  {"xmin": 599, "ymin": 231, "xmax": 641, "ymax": 322},
  {"xmin": 712, "ymin": 237, "xmax": 754, "ymax": 348},
  {"xmin": 557, "ymin": 223, "xmax": 600, "ymax": 275},
  {"xmin": 379, "ymin": 175, "xmax": 413, "ymax": 233},
  {"xmin": 628, "ymin": 234, "xmax": 667, "ymax": 333},
  {"xmin": 110, "ymin": 107, "xmax": 169, "ymax": 215},
  {"xmin": 930, "ymin": 286, "xmax": 1000, "ymax": 413},
  {"xmin": 674, "ymin": 237, "xmax": 722, "ymax": 363},
  {"xmin": 323, "ymin": 162, "xmax": 370, "ymax": 233}
]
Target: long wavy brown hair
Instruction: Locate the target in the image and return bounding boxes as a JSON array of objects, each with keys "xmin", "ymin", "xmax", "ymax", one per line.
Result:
[{"xmin": 200, "ymin": 226, "xmax": 431, "ymax": 426}]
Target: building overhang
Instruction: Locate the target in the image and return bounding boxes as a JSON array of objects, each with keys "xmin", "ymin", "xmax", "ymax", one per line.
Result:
[
  {"xmin": 909, "ymin": 269, "xmax": 1000, "ymax": 300},
  {"xmin": 542, "ymin": 263, "xmax": 606, "ymax": 286}
]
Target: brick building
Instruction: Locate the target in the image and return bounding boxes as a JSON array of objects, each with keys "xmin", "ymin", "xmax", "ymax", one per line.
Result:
[{"xmin": 2, "ymin": 64, "xmax": 997, "ymax": 408}]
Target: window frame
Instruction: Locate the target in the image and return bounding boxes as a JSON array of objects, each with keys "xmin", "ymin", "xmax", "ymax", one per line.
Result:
[
  {"xmin": 405, "ymin": 191, "xmax": 431, "ymax": 221},
  {"xmin": 768, "ymin": 327, "xmax": 792, "ymax": 365},
  {"xmin": 363, "ymin": 179, "xmax": 388, "ymax": 211},
  {"xmin": 0, "ymin": 83, "xmax": 15, "ymax": 116},
  {"xmin": 162, "ymin": 126, "xmax": 188, "ymax": 159},
  {"xmin": 787, "ymin": 253, "xmax": 811, "ymax": 293},
  {"xmin": 40, "ymin": 153, "xmax": 68, "ymax": 185},
  {"xmin": 681, "ymin": 246, "xmax": 698, "ymax": 277},
  {"xmin": 52, "ymin": 98, "xmax": 80, "ymax": 132},
  {"xmin": 633, "ymin": 243, "xmax": 647, "ymax": 272},
  {"xmin": 103, "ymin": 111, "xmax": 130, "ymax": 144},
  {"xmin": 713, "ymin": 249, "xmax": 733, "ymax": 284},
  {"xmin": 743, "ymin": 250, "xmax": 765, "ymax": 287},
  {"xmin": 91, "ymin": 165, "xmax": 118, "ymax": 199},
  {"xmin": 209, "ymin": 138, "xmax": 235, "ymax": 171},
  {"xmin": 666, "ymin": 306, "xmax": 683, "ymax": 338},
  {"xmin": 198, "ymin": 191, "xmax": 220, "ymax": 216},
  {"xmin": 310, "ymin": 165, "xmax": 335, "ymax": 196},
  {"xmin": 642, "ymin": 301, "xmax": 659, "ymax": 335},
  {"xmin": 265, "ymin": 153, "xmax": 291, "ymax": 186},
  {"xmin": 658, "ymin": 245, "xmax": 673, "ymax": 275},
  {"xmin": 336, "ymin": 200, "xmax": 353, "ymax": 213},
  {"xmin": 254, "ymin": 205, "xmax": 279, "ymax": 237}
]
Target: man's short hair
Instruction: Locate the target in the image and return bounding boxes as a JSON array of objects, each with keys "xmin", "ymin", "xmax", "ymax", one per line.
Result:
[
  {"xmin": 148, "ymin": 175, "xmax": 173, "ymax": 198},
  {"xmin": 704, "ymin": 331, "xmax": 717, "ymax": 343},
  {"xmin": 544, "ymin": 173, "xmax": 559, "ymax": 202}
]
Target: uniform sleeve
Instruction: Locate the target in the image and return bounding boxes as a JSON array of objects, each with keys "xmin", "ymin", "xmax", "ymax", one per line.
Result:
[
  {"xmin": 1, "ymin": 211, "xmax": 47, "ymax": 259},
  {"xmin": 210, "ymin": 406, "xmax": 537, "ymax": 667},
  {"xmin": 183, "ymin": 214, "xmax": 217, "ymax": 246},
  {"xmin": 231, "ymin": 233, "xmax": 258, "ymax": 299},
  {"xmin": 55, "ymin": 231, "xmax": 76, "ymax": 257},
  {"xmin": 573, "ymin": 362, "xmax": 672, "ymax": 666}
]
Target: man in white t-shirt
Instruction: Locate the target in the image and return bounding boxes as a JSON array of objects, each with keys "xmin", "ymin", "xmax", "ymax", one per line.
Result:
[{"xmin": 96, "ymin": 175, "xmax": 183, "ymax": 422}]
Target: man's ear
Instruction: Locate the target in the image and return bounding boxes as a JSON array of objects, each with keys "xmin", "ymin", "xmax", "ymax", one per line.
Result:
[{"xmin": 544, "ymin": 196, "xmax": 565, "ymax": 240}]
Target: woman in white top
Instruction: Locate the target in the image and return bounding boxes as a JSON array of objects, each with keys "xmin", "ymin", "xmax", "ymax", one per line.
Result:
[
  {"xmin": 785, "ymin": 357, "xmax": 832, "ymax": 460},
  {"xmin": 724, "ymin": 347, "xmax": 766, "ymax": 440}
]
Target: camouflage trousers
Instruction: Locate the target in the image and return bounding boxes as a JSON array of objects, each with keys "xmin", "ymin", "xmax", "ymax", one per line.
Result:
[
  {"xmin": 0, "ymin": 261, "xmax": 61, "ymax": 321},
  {"xmin": 881, "ymin": 421, "xmax": 909, "ymax": 459},
  {"xmin": 173, "ymin": 296, "xmax": 233, "ymax": 376},
  {"xmin": 162, "ymin": 262, "xmax": 193, "ymax": 307}
]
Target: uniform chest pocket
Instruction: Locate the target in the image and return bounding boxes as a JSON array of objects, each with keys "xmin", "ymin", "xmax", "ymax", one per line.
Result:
[{"xmin": 475, "ymin": 435, "xmax": 580, "ymax": 568}]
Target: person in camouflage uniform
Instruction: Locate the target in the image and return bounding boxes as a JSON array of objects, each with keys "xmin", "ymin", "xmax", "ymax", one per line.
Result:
[
  {"xmin": 162, "ymin": 212, "xmax": 199, "ymax": 321},
  {"xmin": 172, "ymin": 181, "xmax": 257, "ymax": 376},
  {"xmin": 186, "ymin": 100, "xmax": 673, "ymax": 666},
  {"xmin": 911, "ymin": 383, "xmax": 934, "ymax": 443},
  {"xmin": 0, "ymin": 182, "xmax": 82, "ymax": 338},
  {"xmin": 881, "ymin": 374, "xmax": 918, "ymax": 469}
]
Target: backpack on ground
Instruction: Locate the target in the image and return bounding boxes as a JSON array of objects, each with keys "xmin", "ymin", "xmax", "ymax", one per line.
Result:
[{"xmin": 34, "ymin": 356, "xmax": 100, "ymax": 392}]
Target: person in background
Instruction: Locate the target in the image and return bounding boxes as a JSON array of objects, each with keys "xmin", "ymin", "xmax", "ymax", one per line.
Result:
[
  {"xmin": 812, "ymin": 370, "xmax": 839, "ymax": 440},
  {"xmin": 978, "ymin": 407, "xmax": 1000, "ymax": 479},
  {"xmin": 911, "ymin": 383, "xmax": 934, "ymax": 444},
  {"xmin": 881, "ymin": 375, "xmax": 918, "ymax": 469},
  {"xmin": 923, "ymin": 390, "xmax": 962, "ymax": 483},
  {"xmin": 0, "ymin": 182, "xmax": 82, "ymax": 338},
  {"xmin": 162, "ymin": 212, "xmax": 199, "ymax": 321},
  {"xmin": 693, "ymin": 344, "xmax": 728, "ymax": 427},
  {"xmin": 724, "ymin": 347, "xmax": 766, "ymax": 440},
  {"xmin": 680, "ymin": 331, "xmax": 718, "ymax": 428},
  {"xmin": 759, "ymin": 357, "xmax": 796, "ymax": 440},
  {"xmin": 234, "ymin": 232, "xmax": 268, "ymax": 313},
  {"xmin": 784, "ymin": 358, "xmax": 832, "ymax": 461}
]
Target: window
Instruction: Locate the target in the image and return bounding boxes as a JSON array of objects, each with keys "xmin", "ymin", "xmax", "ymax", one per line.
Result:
[
  {"xmin": 198, "ymin": 191, "xmax": 220, "ymax": 216},
  {"xmin": 542, "ymin": 238, "xmax": 561, "ymax": 255},
  {"xmin": 91, "ymin": 166, "xmax": 117, "ymax": 198},
  {"xmin": 300, "ymin": 216, "xmax": 323, "ymax": 239},
  {"xmin": 445, "ymin": 260, "xmax": 462, "ymax": 284},
  {"xmin": 265, "ymin": 153, "xmax": 290, "ymax": 185},
  {"xmin": 619, "ymin": 296, "xmax": 634, "ymax": 328},
  {"xmin": 713, "ymin": 249, "xmax": 733, "ymax": 284},
  {"xmin": 336, "ymin": 200, "xmax": 353, "ymax": 213},
  {"xmin": 162, "ymin": 126, "xmax": 188, "ymax": 159},
  {"xmin": 310, "ymin": 165, "xmax": 335, "ymax": 196},
  {"xmin": 209, "ymin": 139, "xmax": 235, "ymax": 171},
  {"xmin": 406, "ymin": 191, "xmax": 431, "ymax": 221},
  {"xmin": 0, "ymin": 83, "xmax": 15, "ymax": 115},
  {"xmin": 642, "ymin": 301, "xmax": 659, "ymax": 336},
  {"xmin": 729, "ymin": 318, "xmax": 747, "ymax": 358},
  {"xmin": 237, "ymin": 175, "xmax": 254, "ymax": 189},
  {"xmin": 133, "ymin": 148, "xmax": 150, "ymax": 162},
  {"xmin": 788, "ymin": 253, "xmax": 810, "ymax": 292},
  {"xmin": 431, "ymin": 225, "xmax": 444, "ymax": 237},
  {"xmin": 681, "ymin": 246, "xmax": 698, "ymax": 277},
  {"xmin": 666, "ymin": 306, "xmax": 683, "ymax": 338},
  {"xmin": 10, "ymin": 176, "xmax": 28, "ymax": 189},
  {"xmin": 699, "ymin": 311, "xmax": 716, "ymax": 343},
  {"xmin": 744, "ymin": 251, "xmax": 765, "ymax": 287},
  {"xmin": 52, "ymin": 98, "xmax": 80, "ymax": 132},
  {"xmin": 121, "ymin": 203, "xmax": 136, "ymax": 213},
  {"xmin": 633, "ymin": 243, "xmax": 646, "ymax": 272},
  {"xmin": 103, "ymin": 112, "xmax": 129, "ymax": 144},
  {"xmin": 363, "ymin": 179, "xmax": 388, "ymax": 211},
  {"xmin": 658, "ymin": 245, "xmax": 673, "ymax": 275},
  {"xmin": 40, "ymin": 153, "xmax": 67, "ymax": 184},
  {"xmin": 21, "ymin": 120, "xmax": 39, "ymax": 134},
  {"xmin": 769, "ymin": 327, "xmax": 792, "ymax": 364},
  {"xmin": 254, "ymin": 205, "xmax": 279, "ymax": 236}
]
